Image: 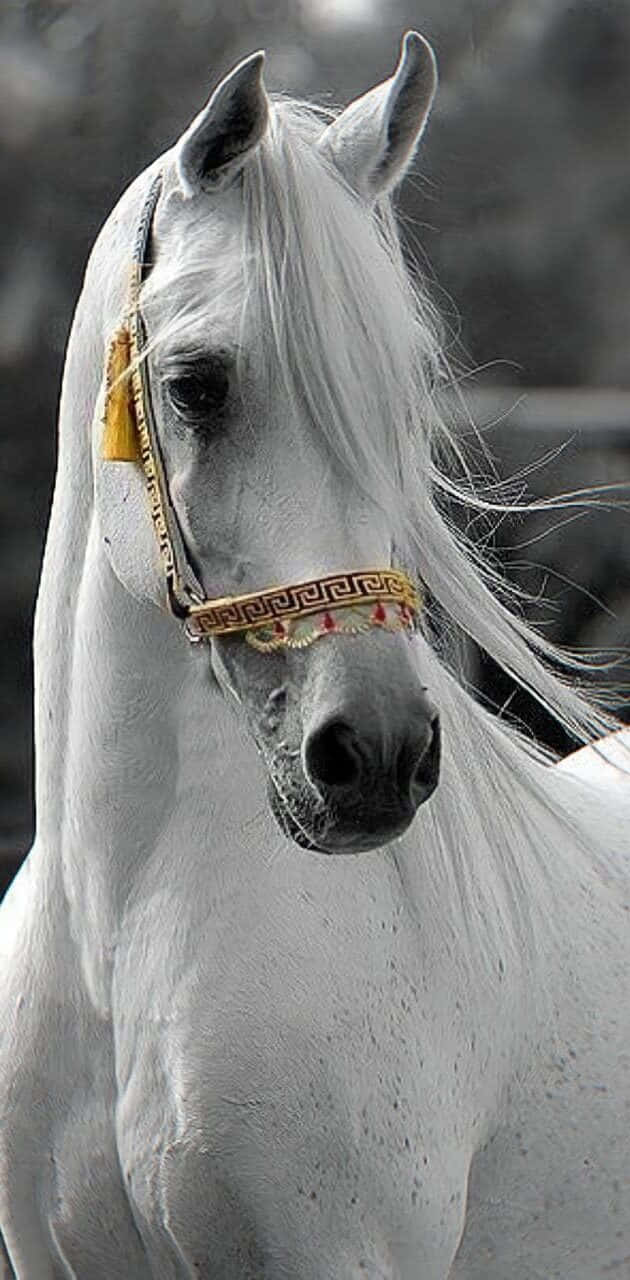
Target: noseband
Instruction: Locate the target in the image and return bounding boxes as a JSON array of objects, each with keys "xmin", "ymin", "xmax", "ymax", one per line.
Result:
[{"xmin": 102, "ymin": 171, "xmax": 422, "ymax": 651}]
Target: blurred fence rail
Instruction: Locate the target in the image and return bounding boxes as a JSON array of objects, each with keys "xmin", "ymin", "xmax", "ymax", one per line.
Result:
[
  {"xmin": 2, "ymin": 386, "xmax": 630, "ymax": 900},
  {"xmin": 443, "ymin": 387, "xmax": 630, "ymax": 754},
  {"xmin": 457, "ymin": 387, "xmax": 630, "ymax": 444}
]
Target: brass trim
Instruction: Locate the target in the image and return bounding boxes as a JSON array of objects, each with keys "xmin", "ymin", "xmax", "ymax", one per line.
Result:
[{"xmin": 183, "ymin": 568, "xmax": 420, "ymax": 638}]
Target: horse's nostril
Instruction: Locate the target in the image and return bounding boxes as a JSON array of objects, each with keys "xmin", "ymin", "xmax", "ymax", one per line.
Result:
[
  {"xmin": 410, "ymin": 713, "xmax": 441, "ymax": 799},
  {"xmin": 304, "ymin": 708, "xmax": 440, "ymax": 807},
  {"xmin": 304, "ymin": 718, "xmax": 363, "ymax": 791}
]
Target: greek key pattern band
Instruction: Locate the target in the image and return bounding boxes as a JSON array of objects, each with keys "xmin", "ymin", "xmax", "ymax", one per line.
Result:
[{"xmin": 184, "ymin": 569, "xmax": 421, "ymax": 639}]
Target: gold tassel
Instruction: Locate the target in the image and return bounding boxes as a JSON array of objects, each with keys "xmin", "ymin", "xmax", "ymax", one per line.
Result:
[{"xmin": 102, "ymin": 326, "xmax": 140, "ymax": 461}]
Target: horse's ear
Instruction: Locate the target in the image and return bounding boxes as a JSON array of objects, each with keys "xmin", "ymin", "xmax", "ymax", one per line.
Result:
[
  {"xmin": 318, "ymin": 31, "xmax": 437, "ymax": 201},
  {"xmin": 175, "ymin": 50, "xmax": 269, "ymax": 197}
]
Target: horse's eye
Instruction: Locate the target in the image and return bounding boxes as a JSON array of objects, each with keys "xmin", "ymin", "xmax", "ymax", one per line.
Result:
[{"xmin": 165, "ymin": 358, "xmax": 230, "ymax": 421}]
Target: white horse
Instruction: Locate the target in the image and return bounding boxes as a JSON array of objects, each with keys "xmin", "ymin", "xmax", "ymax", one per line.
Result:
[{"xmin": 1, "ymin": 32, "xmax": 629, "ymax": 1280}]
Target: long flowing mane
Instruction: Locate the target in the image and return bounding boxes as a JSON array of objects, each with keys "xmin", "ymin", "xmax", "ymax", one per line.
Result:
[{"xmin": 143, "ymin": 95, "xmax": 627, "ymax": 1034}]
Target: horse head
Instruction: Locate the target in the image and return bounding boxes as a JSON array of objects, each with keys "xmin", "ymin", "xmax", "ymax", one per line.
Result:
[{"xmin": 98, "ymin": 33, "xmax": 442, "ymax": 855}]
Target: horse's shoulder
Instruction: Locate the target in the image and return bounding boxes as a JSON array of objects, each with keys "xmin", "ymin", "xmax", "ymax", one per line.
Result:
[{"xmin": 555, "ymin": 728, "xmax": 630, "ymax": 785}]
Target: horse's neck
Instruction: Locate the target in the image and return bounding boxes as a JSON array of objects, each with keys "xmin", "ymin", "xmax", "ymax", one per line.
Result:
[
  {"xmin": 32, "ymin": 290, "xmax": 99, "ymax": 856},
  {"xmin": 34, "ymin": 500, "xmax": 248, "ymax": 1011},
  {"xmin": 32, "ymin": 168, "xmax": 153, "ymax": 860}
]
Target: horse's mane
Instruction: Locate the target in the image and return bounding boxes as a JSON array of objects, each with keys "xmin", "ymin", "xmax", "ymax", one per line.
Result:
[
  {"xmin": 143, "ymin": 95, "xmax": 628, "ymax": 1037},
  {"xmin": 237, "ymin": 99, "xmax": 617, "ymax": 732}
]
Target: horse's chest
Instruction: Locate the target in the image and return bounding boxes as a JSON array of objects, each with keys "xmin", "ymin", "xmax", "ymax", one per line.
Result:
[
  {"xmin": 115, "ymin": 904, "xmax": 477, "ymax": 1279},
  {"xmin": 451, "ymin": 1017, "xmax": 630, "ymax": 1279}
]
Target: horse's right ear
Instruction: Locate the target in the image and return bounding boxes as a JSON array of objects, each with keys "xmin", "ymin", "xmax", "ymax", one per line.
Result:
[
  {"xmin": 318, "ymin": 32, "xmax": 437, "ymax": 201},
  {"xmin": 175, "ymin": 50, "xmax": 269, "ymax": 197}
]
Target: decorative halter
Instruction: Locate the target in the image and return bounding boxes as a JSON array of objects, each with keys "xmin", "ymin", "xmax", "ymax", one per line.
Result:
[{"xmin": 102, "ymin": 171, "xmax": 422, "ymax": 651}]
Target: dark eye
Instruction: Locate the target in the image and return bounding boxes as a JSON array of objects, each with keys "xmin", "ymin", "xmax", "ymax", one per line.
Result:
[{"xmin": 165, "ymin": 356, "xmax": 231, "ymax": 421}]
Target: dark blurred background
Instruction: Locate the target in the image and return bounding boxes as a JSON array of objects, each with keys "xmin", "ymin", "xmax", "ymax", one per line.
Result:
[{"xmin": 2, "ymin": 0, "xmax": 629, "ymax": 896}]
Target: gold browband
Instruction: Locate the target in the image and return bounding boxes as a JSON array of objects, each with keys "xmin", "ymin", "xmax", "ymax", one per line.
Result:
[
  {"xmin": 102, "ymin": 171, "xmax": 423, "ymax": 649},
  {"xmin": 183, "ymin": 568, "xmax": 420, "ymax": 640}
]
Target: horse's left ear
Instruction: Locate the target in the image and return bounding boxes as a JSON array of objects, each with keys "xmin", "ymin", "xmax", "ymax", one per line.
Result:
[
  {"xmin": 176, "ymin": 49, "xmax": 269, "ymax": 197},
  {"xmin": 318, "ymin": 31, "xmax": 437, "ymax": 201}
]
